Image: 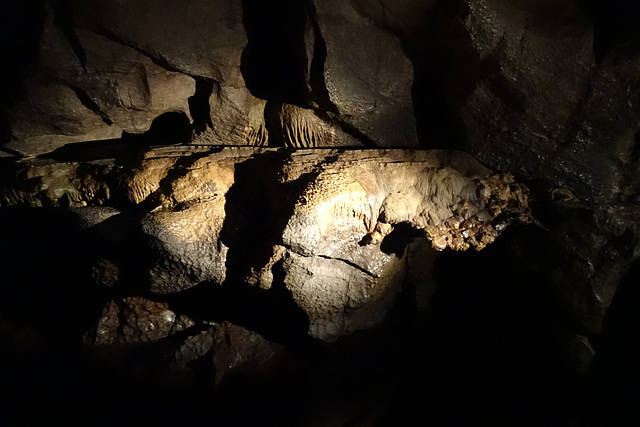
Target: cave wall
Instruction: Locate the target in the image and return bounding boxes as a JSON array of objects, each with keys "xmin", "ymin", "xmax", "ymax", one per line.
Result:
[{"xmin": 1, "ymin": 0, "xmax": 640, "ymax": 425}]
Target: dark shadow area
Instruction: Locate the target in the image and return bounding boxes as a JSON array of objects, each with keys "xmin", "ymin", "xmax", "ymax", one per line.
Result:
[
  {"xmin": 305, "ymin": 0, "xmax": 339, "ymax": 115},
  {"xmin": 214, "ymin": 150, "xmax": 340, "ymax": 343},
  {"xmin": 121, "ymin": 112, "xmax": 193, "ymax": 147},
  {"xmin": 219, "ymin": 149, "xmax": 334, "ymax": 280},
  {"xmin": 37, "ymin": 138, "xmax": 128, "ymax": 162},
  {"xmin": 578, "ymin": 0, "xmax": 640, "ymax": 63},
  {"xmin": 0, "ymin": 205, "xmax": 627, "ymax": 426},
  {"xmin": 162, "ymin": 280, "xmax": 312, "ymax": 349},
  {"xmin": 0, "ymin": 207, "xmax": 105, "ymax": 342},
  {"xmin": 0, "ymin": 0, "xmax": 46, "ymax": 145},
  {"xmin": 215, "ymin": 150, "xmax": 316, "ymax": 343},
  {"xmin": 579, "ymin": 258, "xmax": 640, "ymax": 426},
  {"xmin": 188, "ymin": 77, "xmax": 214, "ymax": 134},
  {"xmin": 409, "ymin": 0, "xmax": 526, "ymax": 150},
  {"xmin": 240, "ymin": 0, "xmax": 309, "ymax": 105},
  {"xmin": 403, "ymin": 0, "xmax": 468, "ymax": 150},
  {"xmin": 0, "ymin": 206, "xmax": 214, "ymax": 426},
  {"xmin": 380, "ymin": 224, "xmax": 583, "ymax": 425},
  {"xmin": 380, "ymin": 222, "xmax": 426, "ymax": 257}
]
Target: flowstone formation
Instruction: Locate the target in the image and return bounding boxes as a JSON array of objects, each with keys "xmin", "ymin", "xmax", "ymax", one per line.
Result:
[{"xmin": 1, "ymin": 147, "xmax": 529, "ymax": 342}]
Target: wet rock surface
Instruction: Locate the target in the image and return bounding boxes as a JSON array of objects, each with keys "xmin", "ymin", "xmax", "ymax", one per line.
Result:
[
  {"xmin": 305, "ymin": 0, "xmax": 419, "ymax": 147},
  {"xmin": 1, "ymin": 0, "xmax": 639, "ymax": 425},
  {"xmin": 421, "ymin": 0, "xmax": 640, "ymax": 204}
]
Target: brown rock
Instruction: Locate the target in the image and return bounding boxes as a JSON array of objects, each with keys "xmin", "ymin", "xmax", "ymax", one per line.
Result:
[
  {"xmin": 142, "ymin": 197, "xmax": 229, "ymax": 294},
  {"xmin": 283, "ymin": 252, "xmax": 406, "ymax": 341},
  {"xmin": 93, "ymin": 297, "xmax": 194, "ymax": 345},
  {"xmin": 267, "ymin": 102, "xmax": 361, "ymax": 148},
  {"xmin": 212, "ymin": 321, "xmax": 284, "ymax": 386},
  {"xmin": 1, "ymin": 148, "xmax": 531, "ymax": 341},
  {"xmin": 137, "ymin": 152, "xmax": 236, "ymax": 293},
  {"xmin": 6, "ymin": 8, "xmax": 196, "ymax": 156},
  {"xmin": 197, "ymin": 85, "xmax": 268, "ymax": 146},
  {"xmin": 0, "ymin": 162, "xmax": 112, "ymax": 207},
  {"xmin": 306, "ymin": 0, "xmax": 419, "ymax": 147},
  {"xmin": 5, "ymin": 81, "xmax": 123, "ymax": 157},
  {"xmin": 436, "ymin": 0, "xmax": 640, "ymax": 203},
  {"xmin": 70, "ymin": 0, "xmax": 247, "ymax": 85}
]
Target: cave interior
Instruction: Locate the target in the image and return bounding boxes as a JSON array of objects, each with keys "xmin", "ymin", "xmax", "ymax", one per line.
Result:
[{"xmin": 0, "ymin": 0, "xmax": 639, "ymax": 426}]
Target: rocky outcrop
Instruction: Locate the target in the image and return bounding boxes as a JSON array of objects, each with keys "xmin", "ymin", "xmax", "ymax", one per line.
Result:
[
  {"xmin": 305, "ymin": 0, "xmax": 419, "ymax": 147},
  {"xmin": 69, "ymin": 0, "xmax": 247, "ymax": 85},
  {"xmin": 5, "ymin": 6, "xmax": 195, "ymax": 157},
  {"xmin": 543, "ymin": 201, "xmax": 640, "ymax": 336},
  {"xmin": 0, "ymin": 147, "xmax": 529, "ymax": 341},
  {"xmin": 267, "ymin": 103, "xmax": 360, "ymax": 148},
  {"xmin": 92, "ymin": 297, "xmax": 195, "ymax": 346},
  {"xmin": 88, "ymin": 296, "xmax": 283, "ymax": 384},
  {"xmin": 1, "ymin": 1, "xmax": 640, "ymax": 424},
  {"xmin": 424, "ymin": 0, "xmax": 640, "ymax": 203},
  {"xmin": 202, "ymin": 86, "xmax": 269, "ymax": 146},
  {"xmin": 2, "ymin": 0, "xmax": 425, "ymax": 157}
]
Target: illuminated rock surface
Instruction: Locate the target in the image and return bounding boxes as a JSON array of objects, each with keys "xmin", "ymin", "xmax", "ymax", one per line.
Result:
[
  {"xmin": 0, "ymin": 147, "xmax": 529, "ymax": 341},
  {"xmin": 1, "ymin": 0, "xmax": 639, "ymax": 425}
]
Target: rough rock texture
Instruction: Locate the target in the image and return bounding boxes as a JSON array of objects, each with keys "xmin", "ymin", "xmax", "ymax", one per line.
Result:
[
  {"xmin": 5, "ymin": 6, "xmax": 195, "ymax": 156},
  {"xmin": 93, "ymin": 297, "xmax": 194, "ymax": 346},
  {"xmin": 428, "ymin": 0, "xmax": 640, "ymax": 203},
  {"xmin": 1, "ymin": 0, "xmax": 640, "ymax": 424},
  {"xmin": 544, "ymin": 202, "xmax": 640, "ymax": 336},
  {"xmin": 306, "ymin": 0, "xmax": 419, "ymax": 147},
  {"xmin": 202, "ymin": 85, "xmax": 269, "ymax": 146},
  {"xmin": 267, "ymin": 103, "xmax": 360, "ymax": 148},
  {"xmin": 1, "ymin": 0, "xmax": 425, "ymax": 156},
  {"xmin": 0, "ymin": 147, "xmax": 529, "ymax": 341},
  {"xmin": 69, "ymin": 0, "xmax": 247, "ymax": 85},
  {"xmin": 88, "ymin": 296, "xmax": 283, "ymax": 385},
  {"xmin": 142, "ymin": 198, "xmax": 229, "ymax": 294},
  {"xmin": 0, "ymin": 161, "xmax": 112, "ymax": 207},
  {"xmin": 283, "ymin": 252, "xmax": 406, "ymax": 341}
]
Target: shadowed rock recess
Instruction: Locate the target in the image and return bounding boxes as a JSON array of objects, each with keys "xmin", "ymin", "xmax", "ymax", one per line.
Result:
[{"xmin": 1, "ymin": 0, "xmax": 639, "ymax": 425}]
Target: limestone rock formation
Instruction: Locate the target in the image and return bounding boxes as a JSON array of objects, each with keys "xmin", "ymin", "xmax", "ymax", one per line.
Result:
[
  {"xmin": 267, "ymin": 103, "xmax": 361, "ymax": 148},
  {"xmin": 305, "ymin": 0, "xmax": 419, "ymax": 147},
  {"xmin": 0, "ymin": 147, "xmax": 530, "ymax": 341},
  {"xmin": 203, "ymin": 86, "xmax": 269, "ymax": 146},
  {"xmin": 69, "ymin": 0, "xmax": 247, "ymax": 85},
  {"xmin": 5, "ymin": 7, "xmax": 196, "ymax": 156},
  {"xmin": 89, "ymin": 297, "xmax": 281, "ymax": 383},
  {"xmin": 93, "ymin": 297, "xmax": 195, "ymax": 346},
  {"xmin": 545, "ymin": 202, "xmax": 640, "ymax": 336},
  {"xmin": 428, "ymin": 0, "xmax": 640, "ymax": 203},
  {"xmin": 1, "ymin": 0, "xmax": 640, "ymax": 424}
]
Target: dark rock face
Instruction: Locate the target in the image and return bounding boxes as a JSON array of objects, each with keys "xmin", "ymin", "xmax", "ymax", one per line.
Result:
[
  {"xmin": 305, "ymin": 0, "xmax": 420, "ymax": 147},
  {"xmin": 5, "ymin": 5, "xmax": 195, "ymax": 156},
  {"xmin": 1, "ymin": 0, "xmax": 639, "ymax": 425},
  {"xmin": 69, "ymin": 0, "xmax": 247, "ymax": 84},
  {"xmin": 421, "ymin": 0, "xmax": 640, "ymax": 203}
]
